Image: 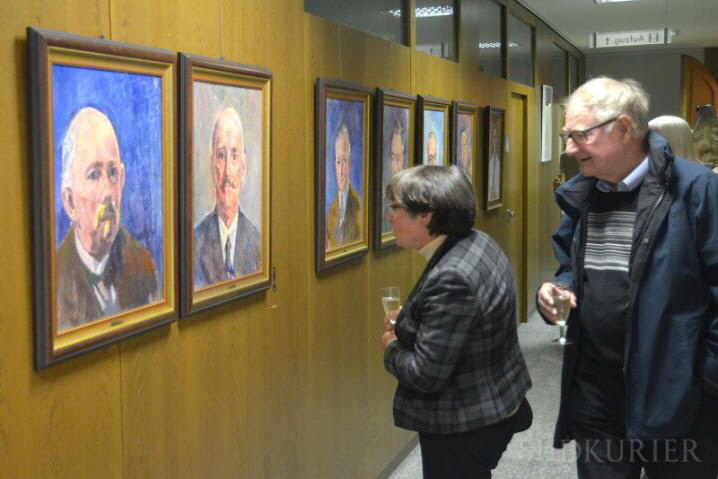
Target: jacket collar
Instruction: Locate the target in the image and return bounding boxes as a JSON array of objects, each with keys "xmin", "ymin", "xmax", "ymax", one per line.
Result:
[{"xmin": 555, "ymin": 131, "xmax": 674, "ymax": 217}]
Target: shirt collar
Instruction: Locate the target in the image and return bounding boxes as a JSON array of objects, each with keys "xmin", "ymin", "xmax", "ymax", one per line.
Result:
[
  {"xmin": 74, "ymin": 229, "xmax": 110, "ymax": 276},
  {"xmin": 596, "ymin": 156, "xmax": 649, "ymax": 193},
  {"xmin": 419, "ymin": 234, "xmax": 446, "ymax": 261},
  {"xmin": 218, "ymin": 211, "xmax": 239, "ymax": 252}
]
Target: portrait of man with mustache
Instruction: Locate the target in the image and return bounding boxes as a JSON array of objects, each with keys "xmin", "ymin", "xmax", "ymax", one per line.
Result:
[
  {"xmin": 193, "ymin": 106, "xmax": 261, "ymax": 288},
  {"xmin": 56, "ymin": 107, "xmax": 159, "ymax": 331}
]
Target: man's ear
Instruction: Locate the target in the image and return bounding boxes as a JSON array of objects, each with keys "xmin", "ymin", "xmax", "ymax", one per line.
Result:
[
  {"xmin": 61, "ymin": 187, "xmax": 77, "ymax": 222},
  {"xmin": 419, "ymin": 211, "xmax": 433, "ymax": 227},
  {"xmin": 617, "ymin": 115, "xmax": 633, "ymax": 139}
]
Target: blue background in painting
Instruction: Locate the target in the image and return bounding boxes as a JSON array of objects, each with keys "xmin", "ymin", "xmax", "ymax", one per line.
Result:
[
  {"xmin": 325, "ymin": 98, "xmax": 365, "ymax": 213},
  {"xmin": 423, "ymin": 109, "xmax": 446, "ymax": 165},
  {"xmin": 52, "ymin": 65, "xmax": 164, "ymax": 284}
]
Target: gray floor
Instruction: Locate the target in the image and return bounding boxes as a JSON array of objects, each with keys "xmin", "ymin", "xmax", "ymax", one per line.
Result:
[{"xmin": 388, "ymin": 312, "xmax": 577, "ymax": 479}]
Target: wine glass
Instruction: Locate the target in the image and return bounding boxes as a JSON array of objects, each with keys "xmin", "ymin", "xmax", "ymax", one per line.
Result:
[
  {"xmin": 552, "ymin": 291, "xmax": 572, "ymax": 345},
  {"xmin": 381, "ymin": 286, "xmax": 401, "ymax": 326}
]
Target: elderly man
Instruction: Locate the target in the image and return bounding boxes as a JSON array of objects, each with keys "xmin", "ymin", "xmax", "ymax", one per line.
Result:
[
  {"xmin": 382, "ymin": 165, "xmax": 532, "ymax": 478},
  {"xmin": 382, "ymin": 119, "xmax": 407, "ymax": 233},
  {"xmin": 538, "ymin": 77, "xmax": 718, "ymax": 478},
  {"xmin": 194, "ymin": 107, "xmax": 261, "ymax": 288},
  {"xmin": 426, "ymin": 130, "xmax": 439, "ymax": 165},
  {"xmin": 57, "ymin": 107, "xmax": 158, "ymax": 331},
  {"xmin": 326, "ymin": 122, "xmax": 362, "ymax": 249}
]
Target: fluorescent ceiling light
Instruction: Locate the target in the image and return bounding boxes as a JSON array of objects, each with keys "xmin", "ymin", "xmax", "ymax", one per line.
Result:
[
  {"xmin": 478, "ymin": 41, "xmax": 521, "ymax": 49},
  {"xmin": 388, "ymin": 6, "xmax": 454, "ymax": 18},
  {"xmin": 594, "ymin": 0, "xmax": 639, "ymax": 3}
]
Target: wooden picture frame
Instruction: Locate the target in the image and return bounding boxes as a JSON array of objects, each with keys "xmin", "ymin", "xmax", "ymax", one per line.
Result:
[
  {"xmin": 315, "ymin": 78, "xmax": 372, "ymax": 273},
  {"xmin": 28, "ymin": 28, "xmax": 178, "ymax": 368},
  {"xmin": 417, "ymin": 95, "xmax": 450, "ymax": 166},
  {"xmin": 451, "ymin": 100, "xmax": 479, "ymax": 185},
  {"xmin": 179, "ymin": 53, "xmax": 272, "ymax": 316},
  {"xmin": 373, "ymin": 88, "xmax": 415, "ymax": 251},
  {"xmin": 484, "ymin": 106, "xmax": 505, "ymax": 211}
]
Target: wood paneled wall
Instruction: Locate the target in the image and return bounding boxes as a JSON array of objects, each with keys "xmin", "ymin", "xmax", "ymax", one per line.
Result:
[{"xmin": 0, "ymin": 1, "xmax": 581, "ymax": 477}]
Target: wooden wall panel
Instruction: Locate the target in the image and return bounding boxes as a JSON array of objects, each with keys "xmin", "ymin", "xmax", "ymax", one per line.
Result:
[
  {"xmin": 0, "ymin": 2, "xmax": 123, "ymax": 478},
  {"xmin": 0, "ymin": 0, "xmax": 582, "ymax": 477},
  {"xmin": 223, "ymin": 0, "xmax": 309, "ymax": 477}
]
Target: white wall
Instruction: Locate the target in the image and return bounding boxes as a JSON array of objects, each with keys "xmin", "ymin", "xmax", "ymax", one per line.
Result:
[{"xmin": 585, "ymin": 48, "xmax": 704, "ymax": 119}]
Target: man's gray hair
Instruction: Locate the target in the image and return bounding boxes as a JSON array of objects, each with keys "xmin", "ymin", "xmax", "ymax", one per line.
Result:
[
  {"xmin": 61, "ymin": 107, "xmax": 116, "ymax": 189},
  {"xmin": 386, "ymin": 165, "xmax": 476, "ymax": 235},
  {"xmin": 335, "ymin": 122, "xmax": 351, "ymax": 153},
  {"xmin": 211, "ymin": 106, "xmax": 244, "ymax": 155},
  {"xmin": 566, "ymin": 76, "xmax": 650, "ymax": 139}
]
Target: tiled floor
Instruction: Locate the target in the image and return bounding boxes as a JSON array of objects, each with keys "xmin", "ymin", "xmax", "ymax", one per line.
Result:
[{"xmin": 388, "ymin": 312, "xmax": 577, "ymax": 479}]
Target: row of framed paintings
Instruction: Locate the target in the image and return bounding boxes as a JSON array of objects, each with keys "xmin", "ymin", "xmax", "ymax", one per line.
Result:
[
  {"xmin": 27, "ymin": 27, "xmax": 505, "ymax": 368},
  {"xmin": 29, "ymin": 28, "xmax": 273, "ymax": 367},
  {"xmin": 315, "ymin": 78, "xmax": 505, "ymax": 273}
]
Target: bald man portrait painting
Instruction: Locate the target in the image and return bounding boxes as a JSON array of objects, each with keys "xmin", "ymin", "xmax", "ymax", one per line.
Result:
[
  {"xmin": 192, "ymin": 81, "xmax": 264, "ymax": 290},
  {"xmin": 51, "ymin": 64, "xmax": 166, "ymax": 333},
  {"xmin": 56, "ymin": 107, "xmax": 159, "ymax": 331}
]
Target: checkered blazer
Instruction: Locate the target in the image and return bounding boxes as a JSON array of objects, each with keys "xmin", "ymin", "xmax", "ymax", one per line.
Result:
[{"xmin": 384, "ymin": 229, "xmax": 532, "ymax": 434}]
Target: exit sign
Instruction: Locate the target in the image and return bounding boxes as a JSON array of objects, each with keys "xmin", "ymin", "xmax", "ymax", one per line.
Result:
[{"xmin": 590, "ymin": 28, "xmax": 672, "ymax": 48}]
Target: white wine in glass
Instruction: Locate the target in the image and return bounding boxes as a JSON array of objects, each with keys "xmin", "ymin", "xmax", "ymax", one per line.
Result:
[
  {"xmin": 381, "ymin": 286, "xmax": 401, "ymax": 325},
  {"xmin": 552, "ymin": 291, "xmax": 572, "ymax": 345}
]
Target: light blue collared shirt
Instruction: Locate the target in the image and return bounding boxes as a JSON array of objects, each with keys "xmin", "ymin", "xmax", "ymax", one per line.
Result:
[{"xmin": 596, "ymin": 156, "xmax": 649, "ymax": 193}]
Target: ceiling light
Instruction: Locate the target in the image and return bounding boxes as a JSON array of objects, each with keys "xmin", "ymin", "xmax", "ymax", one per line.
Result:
[
  {"xmin": 594, "ymin": 0, "xmax": 639, "ymax": 4},
  {"xmin": 388, "ymin": 5, "xmax": 454, "ymax": 18},
  {"xmin": 478, "ymin": 41, "xmax": 521, "ymax": 49}
]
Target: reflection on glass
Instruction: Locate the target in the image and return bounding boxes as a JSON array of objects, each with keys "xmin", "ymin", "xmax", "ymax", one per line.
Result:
[
  {"xmin": 569, "ymin": 55, "xmax": 580, "ymax": 93},
  {"xmin": 508, "ymin": 13, "xmax": 533, "ymax": 87},
  {"xmin": 477, "ymin": 0, "xmax": 503, "ymax": 77},
  {"xmin": 551, "ymin": 44, "xmax": 567, "ymax": 100},
  {"xmin": 416, "ymin": 0, "xmax": 457, "ymax": 61},
  {"xmin": 304, "ymin": 0, "xmax": 405, "ymax": 44}
]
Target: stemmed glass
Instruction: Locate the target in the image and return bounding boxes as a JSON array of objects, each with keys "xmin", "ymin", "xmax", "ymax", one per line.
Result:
[
  {"xmin": 552, "ymin": 291, "xmax": 572, "ymax": 345},
  {"xmin": 381, "ymin": 286, "xmax": 401, "ymax": 326}
]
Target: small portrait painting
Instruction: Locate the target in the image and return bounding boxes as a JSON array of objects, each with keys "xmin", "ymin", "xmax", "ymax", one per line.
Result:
[
  {"xmin": 456, "ymin": 113, "xmax": 475, "ymax": 181},
  {"xmin": 423, "ymin": 109, "xmax": 446, "ymax": 166},
  {"xmin": 381, "ymin": 106, "xmax": 410, "ymax": 234},
  {"xmin": 315, "ymin": 79, "xmax": 371, "ymax": 273},
  {"xmin": 325, "ymin": 98, "xmax": 366, "ymax": 252},
  {"xmin": 52, "ymin": 66, "xmax": 164, "ymax": 333},
  {"xmin": 192, "ymin": 81, "xmax": 263, "ymax": 291},
  {"xmin": 485, "ymin": 106, "xmax": 505, "ymax": 210}
]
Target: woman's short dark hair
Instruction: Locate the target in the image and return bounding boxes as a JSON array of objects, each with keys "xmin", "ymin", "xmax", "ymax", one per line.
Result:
[{"xmin": 386, "ymin": 165, "xmax": 476, "ymax": 235}]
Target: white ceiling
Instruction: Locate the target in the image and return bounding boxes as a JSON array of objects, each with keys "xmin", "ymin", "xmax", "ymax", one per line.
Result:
[{"xmin": 517, "ymin": 0, "xmax": 718, "ymax": 54}]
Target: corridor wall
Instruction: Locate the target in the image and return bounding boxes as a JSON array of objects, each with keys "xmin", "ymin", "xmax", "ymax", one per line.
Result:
[{"xmin": 0, "ymin": 1, "xmax": 579, "ymax": 477}]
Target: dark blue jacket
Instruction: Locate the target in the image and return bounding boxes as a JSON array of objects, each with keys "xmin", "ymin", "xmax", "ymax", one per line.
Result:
[{"xmin": 551, "ymin": 132, "xmax": 718, "ymax": 447}]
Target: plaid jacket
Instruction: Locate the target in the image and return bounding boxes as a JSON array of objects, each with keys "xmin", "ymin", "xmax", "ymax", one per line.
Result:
[{"xmin": 384, "ymin": 229, "xmax": 531, "ymax": 434}]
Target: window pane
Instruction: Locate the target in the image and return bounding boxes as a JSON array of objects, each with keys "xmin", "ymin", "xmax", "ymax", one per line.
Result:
[
  {"xmin": 416, "ymin": 0, "xmax": 457, "ymax": 61},
  {"xmin": 477, "ymin": 0, "xmax": 503, "ymax": 77},
  {"xmin": 304, "ymin": 0, "xmax": 405, "ymax": 44},
  {"xmin": 551, "ymin": 44, "xmax": 567, "ymax": 100},
  {"xmin": 569, "ymin": 55, "xmax": 580, "ymax": 93},
  {"xmin": 508, "ymin": 14, "xmax": 533, "ymax": 86}
]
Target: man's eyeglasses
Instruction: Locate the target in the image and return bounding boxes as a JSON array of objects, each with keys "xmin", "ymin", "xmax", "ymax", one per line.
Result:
[{"xmin": 560, "ymin": 116, "xmax": 618, "ymax": 145}]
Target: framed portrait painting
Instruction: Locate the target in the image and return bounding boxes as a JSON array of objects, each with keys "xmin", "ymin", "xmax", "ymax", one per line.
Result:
[
  {"xmin": 373, "ymin": 88, "xmax": 415, "ymax": 251},
  {"xmin": 417, "ymin": 95, "xmax": 450, "ymax": 166},
  {"xmin": 315, "ymin": 78, "xmax": 372, "ymax": 273},
  {"xmin": 179, "ymin": 54, "xmax": 272, "ymax": 316},
  {"xmin": 484, "ymin": 106, "xmax": 505, "ymax": 211},
  {"xmin": 451, "ymin": 101, "xmax": 479, "ymax": 185},
  {"xmin": 28, "ymin": 28, "xmax": 178, "ymax": 368}
]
